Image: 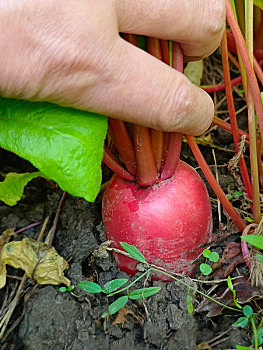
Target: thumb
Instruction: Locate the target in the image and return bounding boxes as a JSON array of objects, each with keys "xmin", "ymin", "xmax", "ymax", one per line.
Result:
[{"xmin": 95, "ymin": 38, "xmax": 214, "ymax": 135}]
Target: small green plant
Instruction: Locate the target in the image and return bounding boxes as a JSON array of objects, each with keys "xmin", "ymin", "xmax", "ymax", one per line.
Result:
[
  {"xmin": 200, "ymin": 249, "xmax": 219, "ymax": 276},
  {"xmin": 232, "ymin": 304, "xmax": 263, "ymax": 350},
  {"xmin": 74, "ymin": 243, "xmax": 242, "ymax": 318},
  {"xmin": 227, "ymin": 276, "xmax": 242, "ymax": 309},
  {"xmin": 59, "ymin": 285, "xmax": 80, "ymax": 298},
  {"xmin": 226, "ymin": 191, "xmax": 243, "ymax": 200}
]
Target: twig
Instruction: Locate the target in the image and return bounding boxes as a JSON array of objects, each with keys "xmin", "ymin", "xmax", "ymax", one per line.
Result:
[{"xmin": 48, "ymin": 192, "xmax": 67, "ymax": 246}]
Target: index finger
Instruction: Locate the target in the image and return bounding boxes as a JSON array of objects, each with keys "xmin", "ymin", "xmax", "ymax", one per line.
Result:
[{"xmin": 116, "ymin": 0, "xmax": 225, "ymax": 59}]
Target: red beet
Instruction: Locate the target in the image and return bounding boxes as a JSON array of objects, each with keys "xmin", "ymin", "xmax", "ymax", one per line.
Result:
[{"xmin": 102, "ymin": 160, "xmax": 212, "ymax": 278}]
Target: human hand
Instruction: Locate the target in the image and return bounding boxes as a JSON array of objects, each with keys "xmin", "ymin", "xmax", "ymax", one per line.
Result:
[{"xmin": 0, "ymin": 0, "xmax": 225, "ymax": 135}]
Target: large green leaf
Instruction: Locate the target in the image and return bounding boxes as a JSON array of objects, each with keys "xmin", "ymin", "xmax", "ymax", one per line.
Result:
[
  {"xmin": 0, "ymin": 172, "xmax": 40, "ymax": 206},
  {"xmin": 0, "ymin": 98, "xmax": 108, "ymax": 202}
]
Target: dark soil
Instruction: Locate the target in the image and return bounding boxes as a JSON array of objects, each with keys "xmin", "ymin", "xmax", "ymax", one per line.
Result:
[{"xmin": 0, "ymin": 52, "xmax": 257, "ymax": 350}]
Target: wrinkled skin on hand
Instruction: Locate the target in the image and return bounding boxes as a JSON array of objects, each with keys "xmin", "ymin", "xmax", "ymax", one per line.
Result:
[{"xmin": 0, "ymin": 0, "xmax": 225, "ymax": 135}]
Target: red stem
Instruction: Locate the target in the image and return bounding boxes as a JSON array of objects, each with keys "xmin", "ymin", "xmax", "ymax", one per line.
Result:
[
  {"xmin": 221, "ymin": 28, "xmax": 253, "ymax": 201},
  {"xmin": 161, "ymin": 42, "xmax": 183, "ymax": 180},
  {"xmin": 226, "ymin": 0, "xmax": 263, "ymax": 143},
  {"xmin": 160, "ymin": 40, "xmax": 170, "ymax": 65},
  {"xmin": 212, "ymin": 116, "xmax": 249, "ymax": 141},
  {"xmin": 150, "ymin": 129, "xmax": 164, "ymax": 172},
  {"xmin": 186, "ymin": 135, "xmax": 246, "ymax": 233},
  {"xmin": 133, "ymin": 125, "xmax": 158, "ymax": 186},
  {"xmin": 108, "ymin": 118, "xmax": 136, "ymax": 175},
  {"xmin": 103, "ymin": 146, "xmax": 134, "ymax": 181},
  {"xmin": 202, "ymin": 76, "xmax": 242, "ymax": 93},
  {"xmin": 147, "ymin": 37, "xmax": 164, "ymax": 173}
]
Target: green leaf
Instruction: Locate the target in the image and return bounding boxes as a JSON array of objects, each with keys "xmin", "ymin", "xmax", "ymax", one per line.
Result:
[
  {"xmin": 0, "ymin": 172, "xmax": 40, "ymax": 206},
  {"xmin": 0, "ymin": 98, "xmax": 107, "ymax": 202},
  {"xmin": 102, "ymin": 279, "xmax": 128, "ymax": 294},
  {"xmin": 128, "ymin": 287, "xmax": 161, "ymax": 300},
  {"xmin": 202, "ymin": 249, "xmax": 211, "ymax": 258},
  {"xmin": 243, "ymin": 305, "xmax": 253, "ymax": 318},
  {"xmin": 108, "ymin": 296, "xmax": 128, "ymax": 315},
  {"xmin": 184, "ymin": 60, "xmax": 203, "ymax": 86},
  {"xmin": 187, "ymin": 295, "xmax": 194, "ymax": 316},
  {"xmin": 256, "ymin": 254, "xmax": 263, "ymax": 264},
  {"xmin": 78, "ymin": 281, "xmax": 102, "ymax": 293},
  {"xmin": 227, "ymin": 276, "xmax": 234, "ymax": 291},
  {"xmin": 67, "ymin": 285, "xmax": 74, "ymax": 291},
  {"xmin": 241, "ymin": 234, "xmax": 263, "ymax": 250},
  {"xmin": 236, "ymin": 346, "xmax": 254, "ymax": 350},
  {"xmin": 226, "ymin": 193, "xmax": 233, "ymax": 200},
  {"xmin": 254, "ymin": 0, "xmax": 263, "ymax": 9},
  {"xmin": 101, "ymin": 312, "xmax": 109, "ymax": 318},
  {"xmin": 59, "ymin": 286, "xmax": 67, "ymax": 293},
  {"xmin": 253, "ymin": 334, "xmax": 263, "ymax": 346},
  {"xmin": 234, "ymin": 191, "xmax": 243, "ymax": 198},
  {"xmin": 208, "ymin": 252, "xmax": 219, "ymax": 263},
  {"xmin": 200, "ymin": 263, "xmax": 212, "ymax": 275},
  {"xmin": 120, "ymin": 242, "xmax": 146, "ymax": 263},
  {"xmin": 232, "ymin": 317, "xmax": 249, "ymax": 328},
  {"xmin": 245, "ymin": 217, "xmax": 254, "ymax": 223}
]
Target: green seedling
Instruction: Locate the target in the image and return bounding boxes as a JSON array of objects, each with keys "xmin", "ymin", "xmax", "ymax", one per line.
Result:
[
  {"xmin": 200, "ymin": 249, "xmax": 219, "ymax": 276},
  {"xmin": 233, "ymin": 305, "xmax": 263, "ymax": 350},
  {"xmin": 227, "ymin": 276, "xmax": 242, "ymax": 309},
  {"xmin": 226, "ymin": 191, "xmax": 243, "ymax": 200},
  {"xmin": 59, "ymin": 285, "xmax": 80, "ymax": 298},
  {"xmin": 76, "ymin": 243, "xmax": 242, "ymax": 319}
]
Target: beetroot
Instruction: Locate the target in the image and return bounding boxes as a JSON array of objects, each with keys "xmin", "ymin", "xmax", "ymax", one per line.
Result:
[{"xmin": 102, "ymin": 160, "xmax": 212, "ymax": 278}]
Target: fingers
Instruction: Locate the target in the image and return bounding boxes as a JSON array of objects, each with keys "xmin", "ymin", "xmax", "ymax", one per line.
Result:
[
  {"xmin": 82, "ymin": 38, "xmax": 214, "ymax": 135},
  {"xmin": 116, "ymin": 0, "xmax": 225, "ymax": 59}
]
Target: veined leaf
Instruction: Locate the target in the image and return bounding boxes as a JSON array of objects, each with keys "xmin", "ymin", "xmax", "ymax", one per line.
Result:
[
  {"xmin": 232, "ymin": 317, "xmax": 248, "ymax": 328},
  {"xmin": 120, "ymin": 242, "xmax": 146, "ymax": 263},
  {"xmin": 241, "ymin": 234, "xmax": 263, "ymax": 250},
  {"xmin": 242, "ymin": 305, "xmax": 253, "ymax": 318},
  {"xmin": 102, "ymin": 279, "xmax": 128, "ymax": 294},
  {"xmin": 78, "ymin": 281, "xmax": 102, "ymax": 293},
  {"xmin": 0, "ymin": 172, "xmax": 40, "ymax": 206},
  {"xmin": 108, "ymin": 296, "xmax": 128, "ymax": 315},
  {"xmin": 128, "ymin": 287, "xmax": 161, "ymax": 300},
  {"xmin": 0, "ymin": 98, "xmax": 107, "ymax": 202}
]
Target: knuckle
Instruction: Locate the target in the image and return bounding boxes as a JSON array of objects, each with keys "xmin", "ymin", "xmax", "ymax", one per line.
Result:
[
  {"xmin": 155, "ymin": 76, "xmax": 195, "ymax": 132},
  {"xmin": 205, "ymin": 0, "xmax": 226, "ymax": 37}
]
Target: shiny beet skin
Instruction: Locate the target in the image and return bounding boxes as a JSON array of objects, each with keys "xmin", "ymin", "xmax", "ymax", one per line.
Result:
[{"xmin": 102, "ymin": 160, "xmax": 212, "ymax": 279}]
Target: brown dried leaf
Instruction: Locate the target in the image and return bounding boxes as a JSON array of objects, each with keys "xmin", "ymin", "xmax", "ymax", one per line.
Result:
[
  {"xmin": 111, "ymin": 306, "xmax": 143, "ymax": 326},
  {"xmin": 1, "ymin": 238, "xmax": 70, "ymax": 288},
  {"xmin": 0, "ymin": 229, "xmax": 15, "ymax": 289}
]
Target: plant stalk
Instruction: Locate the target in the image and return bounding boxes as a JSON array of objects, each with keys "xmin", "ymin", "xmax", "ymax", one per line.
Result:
[
  {"xmin": 246, "ymin": 0, "xmax": 261, "ymax": 223},
  {"xmin": 108, "ymin": 118, "xmax": 136, "ymax": 175},
  {"xmin": 226, "ymin": 0, "xmax": 263, "ymax": 144},
  {"xmin": 221, "ymin": 27, "xmax": 253, "ymax": 203},
  {"xmin": 103, "ymin": 146, "xmax": 134, "ymax": 181},
  {"xmin": 161, "ymin": 42, "xmax": 183, "ymax": 180},
  {"xmin": 186, "ymin": 135, "xmax": 246, "ymax": 233}
]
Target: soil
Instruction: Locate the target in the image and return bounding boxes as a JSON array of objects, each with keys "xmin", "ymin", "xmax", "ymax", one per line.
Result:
[{"xmin": 0, "ymin": 52, "xmax": 257, "ymax": 350}]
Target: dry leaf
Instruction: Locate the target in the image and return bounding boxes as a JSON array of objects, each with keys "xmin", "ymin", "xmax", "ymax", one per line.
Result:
[
  {"xmin": 111, "ymin": 306, "xmax": 143, "ymax": 326},
  {"xmin": 1, "ymin": 238, "xmax": 70, "ymax": 288},
  {"xmin": 0, "ymin": 229, "xmax": 15, "ymax": 289}
]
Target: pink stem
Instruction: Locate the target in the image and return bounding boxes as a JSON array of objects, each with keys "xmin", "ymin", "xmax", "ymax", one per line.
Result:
[{"xmin": 103, "ymin": 146, "xmax": 134, "ymax": 181}]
